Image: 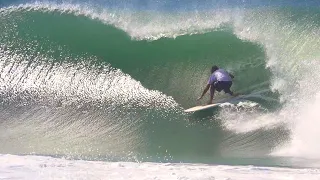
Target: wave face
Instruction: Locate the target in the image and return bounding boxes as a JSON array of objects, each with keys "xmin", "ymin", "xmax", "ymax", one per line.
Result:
[{"xmin": 0, "ymin": 0, "xmax": 320, "ymax": 167}]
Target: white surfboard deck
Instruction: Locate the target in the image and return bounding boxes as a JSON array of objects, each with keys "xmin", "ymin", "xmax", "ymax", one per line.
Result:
[{"xmin": 184, "ymin": 95, "xmax": 245, "ymax": 113}]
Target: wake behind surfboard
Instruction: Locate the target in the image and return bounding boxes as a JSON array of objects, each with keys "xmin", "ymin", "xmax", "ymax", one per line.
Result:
[{"xmin": 184, "ymin": 95, "xmax": 245, "ymax": 113}]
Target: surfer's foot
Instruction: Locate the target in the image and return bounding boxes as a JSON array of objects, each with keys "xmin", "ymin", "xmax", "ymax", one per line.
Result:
[{"xmin": 207, "ymin": 100, "xmax": 213, "ymax": 104}]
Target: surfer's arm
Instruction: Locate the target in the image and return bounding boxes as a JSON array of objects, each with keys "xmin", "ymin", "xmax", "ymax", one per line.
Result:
[{"xmin": 198, "ymin": 84, "xmax": 210, "ymax": 100}]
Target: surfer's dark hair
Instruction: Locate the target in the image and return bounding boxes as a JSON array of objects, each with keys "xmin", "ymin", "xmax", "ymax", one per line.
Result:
[{"xmin": 211, "ymin": 65, "xmax": 219, "ymax": 73}]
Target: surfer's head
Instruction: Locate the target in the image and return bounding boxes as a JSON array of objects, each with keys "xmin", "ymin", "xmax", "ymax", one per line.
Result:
[{"xmin": 211, "ymin": 65, "xmax": 219, "ymax": 73}]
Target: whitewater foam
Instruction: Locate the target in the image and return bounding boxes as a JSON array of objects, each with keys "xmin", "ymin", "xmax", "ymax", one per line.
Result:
[{"xmin": 1, "ymin": 154, "xmax": 320, "ymax": 180}]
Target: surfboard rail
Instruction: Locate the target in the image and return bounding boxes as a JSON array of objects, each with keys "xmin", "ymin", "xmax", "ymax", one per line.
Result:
[{"xmin": 184, "ymin": 95, "xmax": 245, "ymax": 113}]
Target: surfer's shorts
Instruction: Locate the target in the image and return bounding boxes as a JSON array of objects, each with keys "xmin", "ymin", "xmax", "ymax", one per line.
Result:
[{"xmin": 211, "ymin": 81, "xmax": 233, "ymax": 95}]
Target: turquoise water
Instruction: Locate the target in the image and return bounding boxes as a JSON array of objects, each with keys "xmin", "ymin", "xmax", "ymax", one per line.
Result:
[{"xmin": 0, "ymin": 1, "xmax": 320, "ymax": 168}]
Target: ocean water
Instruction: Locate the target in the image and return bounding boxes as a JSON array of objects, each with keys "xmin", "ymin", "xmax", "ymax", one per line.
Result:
[{"xmin": 0, "ymin": 0, "xmax": 320, "ymax": 179}]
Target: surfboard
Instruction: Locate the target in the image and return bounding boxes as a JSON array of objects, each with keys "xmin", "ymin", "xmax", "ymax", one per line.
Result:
[{"xmin": 184, "ymin": 95, "xmax": 245, "ymax": 113}]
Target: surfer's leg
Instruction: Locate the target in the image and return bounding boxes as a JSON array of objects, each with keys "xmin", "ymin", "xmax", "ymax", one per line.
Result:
[
  {"xmin": 209, "ymin": 85, "xmax": 215, "ymax": 104},
  {"xmin": 210, "ymin": 81, "xmax": 223, "ymax": 104},
  {"xmin": 226, "ymin": 82, "xmax": 240, "ymax": 96},
  {"xmin": 223, "ymin": 81, "xmax": 234, "ymax": 96}
]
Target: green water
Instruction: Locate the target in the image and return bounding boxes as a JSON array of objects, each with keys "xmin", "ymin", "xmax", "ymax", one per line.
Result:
[{"xmin": 0, "ymin": 4, "xmax": 319, "ymax": 168}]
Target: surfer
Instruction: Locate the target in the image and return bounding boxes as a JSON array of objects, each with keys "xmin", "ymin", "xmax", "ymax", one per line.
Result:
[{"xmin": 198, "ymin": 65, "xmax": 235, "ymax": 104}]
